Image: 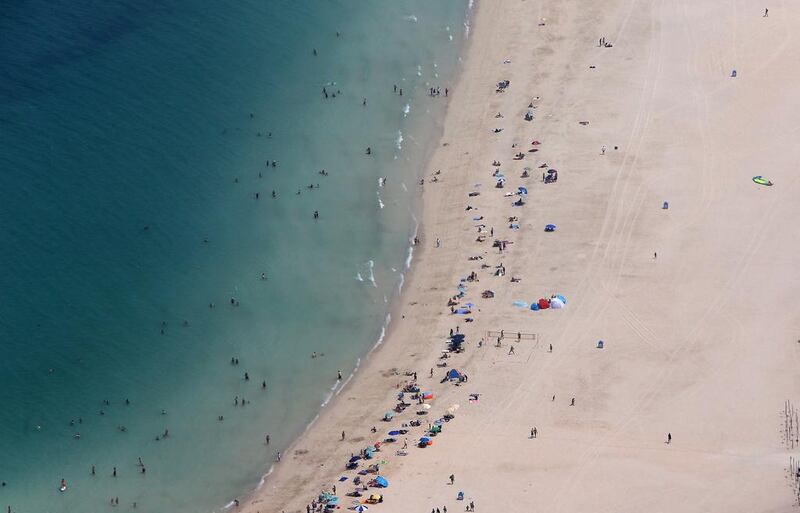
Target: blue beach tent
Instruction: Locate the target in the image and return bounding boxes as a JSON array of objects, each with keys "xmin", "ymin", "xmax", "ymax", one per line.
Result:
[{"xmin": 447, "ymin": 368, "xmax": 463, "ymax": 380}]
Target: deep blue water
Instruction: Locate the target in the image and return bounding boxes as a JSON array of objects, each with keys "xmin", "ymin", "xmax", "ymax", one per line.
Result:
[{"xmin": 0, "ymin": 1, "xmax": 468, "ymax": 511}]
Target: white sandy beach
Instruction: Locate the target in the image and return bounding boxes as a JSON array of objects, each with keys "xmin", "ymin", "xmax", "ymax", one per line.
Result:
[{"xmin": 241, "ymin": 0, "xmax": 800, "ymax": 511}]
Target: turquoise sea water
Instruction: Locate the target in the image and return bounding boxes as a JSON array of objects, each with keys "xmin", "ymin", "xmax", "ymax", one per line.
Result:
[{"xmin": 0, "ymin": 1, "xmax": 469, "ymax": 511}]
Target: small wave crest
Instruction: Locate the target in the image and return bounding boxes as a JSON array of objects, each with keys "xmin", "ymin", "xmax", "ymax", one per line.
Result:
[{"xmin": 356, "ymin": 260, "xmax": 377, "ymax": 287}]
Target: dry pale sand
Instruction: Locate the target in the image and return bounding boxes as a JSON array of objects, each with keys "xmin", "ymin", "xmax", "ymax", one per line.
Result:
[{"xmin": 241, "ymin": 0, "xmax": 800, "ymax": 512}]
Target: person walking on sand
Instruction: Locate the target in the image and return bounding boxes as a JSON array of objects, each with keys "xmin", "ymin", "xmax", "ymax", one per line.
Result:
[
  {"xmin": 764, "ymin": 7, "xmax": 768, "ymax": 16},
  {"xmin": 508, "ymin": 345, "xmax": 515, "ymax": 355},
  {"xmin": 341, "ymin": 431, "xmax": 346, "ymax": 441},
  {"xmin": 265, "ymin": 434, "xmax": 270, "ymax": 444},
  {"xmin": 449, "ymin": 474, "xmax": 455, "ymax": 485},
  {"xmin": 667, "ymin": 432, "xmax": 672, "ymax": 444},
  {"xmin": 570, "ymin": 397, "xmax": 575, "ymax": 406}
]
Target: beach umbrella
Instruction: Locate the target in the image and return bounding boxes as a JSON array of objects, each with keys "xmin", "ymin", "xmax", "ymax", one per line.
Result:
[
  {"xmin": 421, "ymin": 404, "xmax": 432, "ymax": 410},
  {"xmin": 375, "ymin": 476, "xmax": 389, "ymax": 488},
  {"xmin": 518, "ymin": 186, "xmax": 528, "ymax": 195},
  {"xmin": 355, "ymin": 505, "xmax": 369, "ymax": 512},
  {"xmin": 446, "ymin": 404, "xmax": 460, "ymax": 415},
  {"xmin": 545, "ymin": 224, "xmax": 556, "ymax": 232}
]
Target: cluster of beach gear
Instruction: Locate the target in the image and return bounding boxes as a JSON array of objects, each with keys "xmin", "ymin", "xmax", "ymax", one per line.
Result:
[
  {"xmin": 311, "ymin": 360, "xmax": 467, "ymax": 511},
  {"xmin": 511, "ymin": 294, "xmax": 567, "ymax": 311}
]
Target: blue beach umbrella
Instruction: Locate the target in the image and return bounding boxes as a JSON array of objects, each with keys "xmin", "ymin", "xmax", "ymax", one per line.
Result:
[
  {"xmin": 374, "ymin": 476, "xmax": 389, "ymax": 488},
  {"xmin": 518, "ymin": 186, "xmax": 528, "ymax": 195},
  {"xmin": 545, "ymin": 224, "xmax": 556, "ymax": 232}
]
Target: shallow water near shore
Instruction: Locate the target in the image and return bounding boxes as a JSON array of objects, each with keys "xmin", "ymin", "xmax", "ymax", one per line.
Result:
[{"xmin": 0, "ymin": 1, "xmax": 469, "ymax": 511}]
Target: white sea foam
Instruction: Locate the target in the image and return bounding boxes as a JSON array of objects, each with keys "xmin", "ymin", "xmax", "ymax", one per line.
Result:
[
  {"xmin": 372, "ymin": 314, "xmax": 391, "ymax": 349},
  {"xmin": 335, "ymin": 357, "xmax": 360, "ymax": 396},
  {"xmin": 395, "ymin": 130, "xmax": 404, "ymax": 150},
  {"xmin": 403, "ymin": 103, "xmax": 410, "ymax": 117},
  {"xmin": 464, "ymin": 0, "xmax": 474, "ymax": 38},
  {"xmin": 404, "ymin": 14, "xmax": 418, "ymax": 22}
]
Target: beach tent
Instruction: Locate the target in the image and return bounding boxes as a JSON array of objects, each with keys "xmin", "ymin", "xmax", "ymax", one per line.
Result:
[
  {"xmin": 538, "ymin": 298, "xmax": 550, "ymax": 309},
  {"xmin": 422, "ymin": 392, "xmax": 434, "ymax": 400},
  {"xmin": 449, "ymin": 336, "xmax": 465, "ymax": 351},
  {"xmin": 447, "ymin": 369, "xmax": 463, "ymax": 380},
  {"xmin": 383, "ymin": 411, "xmax": 394, "ymax": 421},
  {"xmin": 518, "ymin": 186, "xmax": 528, "ymax": 195},
  {"xmin": 545, "ymin": 224, "xmax": 556, "ymax": 232},
  {"xmin": 513, "ymin": 300, "xmax": 529, "ymax": 308},
  {"xmin": 550, "ymin": 297, "xmax": 565, "ymax": 309},
  {"xmin": 374, "ymin": 476, "xmax": 389, "ymax": 488},
  {"xmin": 555, "ymin": 294, "xmax": 566, "ymax": 304},
  {"xmin": 530, "ymin": 303, "xmax": 540, "ymax": 311}
]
